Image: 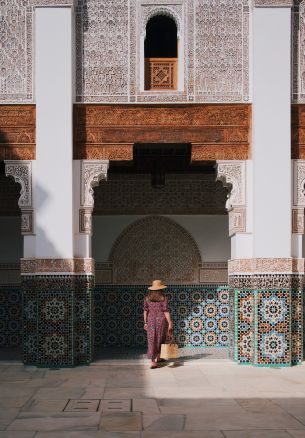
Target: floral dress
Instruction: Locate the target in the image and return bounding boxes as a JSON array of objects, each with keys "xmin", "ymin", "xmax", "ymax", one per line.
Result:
[{"xmin": 144, "ymin": 298, "xmax": 169, "ymax": 359}]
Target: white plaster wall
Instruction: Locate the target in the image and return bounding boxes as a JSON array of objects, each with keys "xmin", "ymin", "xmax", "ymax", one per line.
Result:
[
  {"xmin": 34, "ymin": 7, "xmax": 74, "ymax": 258},
  {"xmin": 0, "ymin": 217, "xmax": 22, "ymax": 262},
  {"xmin": 252, "ymin": 8, "xmax": 291, "ymax": 258},
  {"xmin": 92, "ymin": 215, "xmax": 230, "ymax": 262}
]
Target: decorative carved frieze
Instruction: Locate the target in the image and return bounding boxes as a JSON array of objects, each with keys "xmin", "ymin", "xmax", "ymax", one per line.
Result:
[
  {"xmin": 31, "ymin": 0, "xmax": 75, "ymax": 5},
  {"xmin": 228, "ymin": 258, "xmax": 305, "ymax": 275},
  {"xmin": 254, "ymin": 0, "xmax": 293, "ymax": 5},
  {"xmin": 0, "ymin": 105, "xmax": 36, "ymax": 160},
  {"xmin": 74, "ymin": 104, "xmax": 251, "ymax": 161},
  {"xmin": 5, "ymin": 160, "xmax": 34, "ymax": 234},
  {"xmin": 80, "ymin": 160, "xmax": 109, "ymax": 234},
  {"xmin": 21, "ymin": 258, "xmax": 95, "ymax": 275},
  {"xmin": 216, "ymin": 161, "xmax": 246, "ymax": 236}
]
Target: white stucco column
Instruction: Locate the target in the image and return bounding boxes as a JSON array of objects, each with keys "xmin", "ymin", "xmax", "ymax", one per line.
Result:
[
  {"xmin": 34, "ymin": 6, "xmax": 74, "ymax": 258},
  {"xmin": 252, "ymin": 4, "xmax": 292, "ymax": 258}
]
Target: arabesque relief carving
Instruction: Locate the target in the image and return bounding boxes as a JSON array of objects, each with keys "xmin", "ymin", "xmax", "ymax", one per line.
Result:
[
  {"xmin": 0, "ymin": 106, "xmax": 36, "ymax": 160},
  {"xmin": 74, "ymin": 104, "xmax": 251, "ymax": 161}
]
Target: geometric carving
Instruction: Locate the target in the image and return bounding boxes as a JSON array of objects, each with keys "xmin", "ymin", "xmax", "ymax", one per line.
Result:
[
  {"xmin": 5, "ymin": 160, "xmax": 34, "ymax": 234},
  {"xmin": 74, "ymin": 104, "xmax": 251, "ymax": 161},
  {"xmin": 80, "ymin": 160, "xmax": 109, "ymax": 234},
  {"xmin": 109, "ymin": 215, "xmax": 202, "ymax": 284},
  {"xmin": 216, "ymin": 161, "xmax": 246, "ymax": 236}
]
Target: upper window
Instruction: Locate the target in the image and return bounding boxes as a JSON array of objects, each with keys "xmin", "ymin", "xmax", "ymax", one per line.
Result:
[{"xmin": 144, "ymin": 15, "xmax": 178, "ymax": 91}]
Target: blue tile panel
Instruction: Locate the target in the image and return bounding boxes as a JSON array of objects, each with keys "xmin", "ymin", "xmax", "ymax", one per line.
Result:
[
  {"xmin": 0, "ymin": 286, "xmax": 22, "ymax": 347},
  {"xmin": 93, "ymin": 285, "xmax": 230, "ymax": 348}
]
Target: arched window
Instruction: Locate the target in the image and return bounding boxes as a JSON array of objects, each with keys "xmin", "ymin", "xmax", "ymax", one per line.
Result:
[{"xmin": 144, "ymin": 15, "xmax": 178, "ymax": 91}]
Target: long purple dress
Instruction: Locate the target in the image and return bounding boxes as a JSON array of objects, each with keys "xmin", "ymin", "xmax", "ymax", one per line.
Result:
[{"xmin": 144, "ymin": 298, "xmax": 169, "ymax": 359}]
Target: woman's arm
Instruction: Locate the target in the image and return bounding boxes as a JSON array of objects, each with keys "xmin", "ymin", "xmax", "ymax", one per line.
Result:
[
  {"xmin": 143, "ymin": 310, "xmax": 148, "ymax": 331},
  {"xmin": 164, "ymin": 311, "xmax": 173, "ymax": 331}
]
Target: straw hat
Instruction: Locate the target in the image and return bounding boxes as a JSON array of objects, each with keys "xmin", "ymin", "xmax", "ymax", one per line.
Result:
[{"xmin": 148, "ymin": 279, "xmax": 167, "ymax": 290}]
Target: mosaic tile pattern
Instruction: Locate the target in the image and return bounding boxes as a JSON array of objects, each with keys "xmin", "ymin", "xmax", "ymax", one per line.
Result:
[
  {"xmin": 22, "ymin": 275, "xmax": 94, "ymax": 367},
  {"xmin": 230, "ymin": 274, "xmax": 303, "ymax": 367},
  {"xmin": 0, "ymin": 286, "xmax": 22, "ymax": 348},
  {"xmin": 93, "ymin": 285, "xmax": 230, "ymax": 348}
]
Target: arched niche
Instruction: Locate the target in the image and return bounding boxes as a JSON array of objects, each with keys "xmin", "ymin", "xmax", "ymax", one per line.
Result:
[{"xmin": 109, "ymin": 216, "xmax": 201, "ymax": 284}]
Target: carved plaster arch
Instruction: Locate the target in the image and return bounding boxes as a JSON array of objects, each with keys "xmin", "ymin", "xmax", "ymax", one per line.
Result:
[
  {"xmin": 4, "ymin": 160, "xmax": 33, "ymax": 234},
  {"xmin": 142, "ymin": 7, "xmax": 182, "ymax": 39},
  {"xmin": 216, "ymin": 161, "xmax": 245, "ymax": 210},
  {"xmin": 80, "ymin": 160, "xmax": 109, "ymax": 234},
  {"xmin": 216, "ymin": 161, "xmax": 246, "ymax": 236},
  {"xmin": 81, "ymin": 160, "xmax": 109, "ymax": 208}
]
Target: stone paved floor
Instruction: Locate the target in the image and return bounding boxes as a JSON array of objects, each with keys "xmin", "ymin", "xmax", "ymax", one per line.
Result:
[{"xmin": 2, "ymin": 356, "xmax": 305, "ymax": 437}]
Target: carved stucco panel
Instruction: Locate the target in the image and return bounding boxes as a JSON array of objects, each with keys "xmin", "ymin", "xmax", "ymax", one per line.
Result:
[
  {"xmin": 81, "ymin": 160, "xmax": 109, "ymax": 208},
  {"xmin": 110, "ymin": 216, "xmax": 202, "ymax": 284},
  {"xmin": 293, "ymin": 160, "xmax": 305, "ymax": 206},
  {"xmin": 0, "ymin": 1, "xmax": 33, "ymax": 102},
  {"xmin": 80, "ymin": 160, "xmax": 109, "ymax": 234},
  {"xmin": 216, "ymin": 161, "xmax": 246, "ymax": 209},
  {"xmin": 4, "ymin": 160, "xmax": 34, "ymax": 234},
  {"xmin": 194, "ymin": 0, "xmax": 250, "ymax": 103}
]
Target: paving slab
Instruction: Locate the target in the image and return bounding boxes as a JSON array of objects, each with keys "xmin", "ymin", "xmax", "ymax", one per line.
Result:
[
  {"xmin": 287, "ymin": 432, "xmax": 305, "ymax": 437},
  {"xmin": 143, "ymin": 414, "xmax": 184, "ymax": 431},
  {"xmin": 185, "ymin": 411, "xmax": 305, "ymax": 430},
  {"xmin": 142, "ymin": 432, "xmax": 224, "ymax": 438},
  {"xmin": 223, "ymin": 431, "xmax": 293, "ymax": 437},
  {"xmin": 99, "ymin": 412, "xmax": 142, "ymax": 431},
  {"xmin": 132, "ymin": 399, "xmax": 160, "ymax": 414},
  {"xmin": 35, "ymin": 432, "xmax": 140, "ymax": 438},
  {"xmin": 0, "ymin": 433, "xmax": 36, "ymax": 438},
  {"xmin": 33, "ymin": 388, "xmax": 86, "ymax": 400},
  {"xmin": 103, "ymin": 388, "xmax": 155, "ymax": 400},
  {"xmin": 22, "ymin": 399, "xmax": 68, "ymax": 412},
  {"xmin": 7, "ymin": 412, "xmax": 101, "ymax": 431}
]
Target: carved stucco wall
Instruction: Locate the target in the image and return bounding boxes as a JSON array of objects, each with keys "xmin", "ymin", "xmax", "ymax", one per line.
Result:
[
  {"xmin": 109, "ymin": 216, "xmax": 202, "ymax": 284},
  {"xmin": 2, "ymin": 1, "xmax": 305, "ymax": 104},
  {"xmin": 76, "ymin": 0, "xmax": 250, "ymax": 103}
]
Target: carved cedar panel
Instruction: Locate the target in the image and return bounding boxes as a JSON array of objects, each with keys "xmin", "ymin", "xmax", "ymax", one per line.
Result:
[
  {"xmin": 74, "ymin": 104, "xmax": 251, "ymax": 161},
  {"xmin": 110, "ymin": 216, "xmax": 202, "ymax": 284},
  {"xmin": 0, "ymin": 105, "xmax": 36, "ymax": 160}
]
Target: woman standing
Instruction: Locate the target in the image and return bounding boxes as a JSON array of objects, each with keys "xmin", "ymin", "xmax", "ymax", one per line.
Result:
[{"xmin": 144, "ymin": 279, "xmax": 173, "ymax": 369}]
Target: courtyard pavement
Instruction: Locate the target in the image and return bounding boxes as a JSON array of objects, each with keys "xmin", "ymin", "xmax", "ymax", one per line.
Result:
[{"xmin": 2, "ymin": 355, "xmax": 305, "ymax": 437}]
